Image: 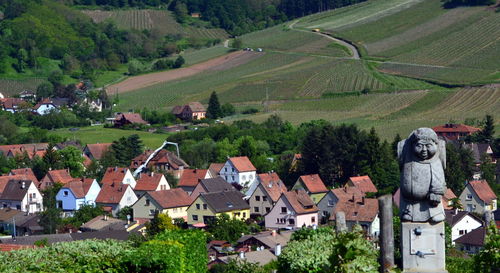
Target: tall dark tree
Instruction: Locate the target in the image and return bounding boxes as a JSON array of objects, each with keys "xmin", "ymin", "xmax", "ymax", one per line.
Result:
[
  {"xmin": 39, "ymin": 183, "xmax": 63, "ymax": 234},
  {"xmin": 445, "ymin": 143, "xmax": 474, "ymax": 194},
  {"xmin": 478, "ymin": 115, "xmax": 495, "ymax": 143},
  {"xmin": 207, "ymin": 91, "xmax": 222, "ymax": 119}
]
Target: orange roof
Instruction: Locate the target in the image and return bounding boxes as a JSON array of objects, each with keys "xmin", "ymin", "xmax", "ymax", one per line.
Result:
[
  {"xmin": 9, "ymin": 168, "xmax": 38, "ymax": 183},
  {"xmin": 299, "ymin": 174, "xmax": 328, "ymax": 193},
  {"xmin": 208, "ymin": 163, "xmax": 224, "ymax": 177},
  {"xmin": 115, "ymin": 113, "xmax": 148, "ymax": 124},
  {"xmin": 178, "ymin": 169, "xmax": 208, "ymax": 187},
  {"xmin": 101, "ymin": 167, "xmax": 129, "ymax": 185},
  {"xmin": 432, "ymin": 124, "xmax": 480, "ymax": 134},
  {"xmin": 135, "ymin": 173, "xmax": 164, "ymax": 191},
  {"xmin": 469, "ymin": 180, "xmax": 497, "ymax": 203},
  {"xmin": 147, "ymin": 188, "xmax": 192, "ymax": 209},
  {"xmin": 229, "ymin": 157, "xmax": 256, "ymax": 172},
  {"xmin": 283, "ymin": 190, "xmax": 318, "ymax": 215},
  {"xmin": 331, "ymin": 186, "xmax": 365, "ymax": 201},
  {"xmin": 187, "ymin": 102, "xmax": 206, "ymax": 112},
  {"xmin": 258, "ymin": 172, "xmax": 287, "ymax": 202},
  {"xmin": 348, "ymin": 175, "xmax": 377, "ymax": 194},
  {"xmin": 444, "ymin": 188, "xmax": 457, "ymax": 200},
  {"xmin": 84, "ymin": 143, "xmax": 112, "ymax": 160},
  {"xmin": 42, "ymin": 169, "xmax": 74, "ymax": 184},
  {"xmin": 330, "ymin": 197, "xmax": 378, "ymax": 222},
  {"xmin": 0, "ymin": 244, "xmax": 36, "ymax": 252},
  {"xmin": 96, "ymin": 183, "xmax": 130, "ymax": 204},
  {"xmin": 63, "ymin": 179, "xmax": 96, "ymax": 199}
]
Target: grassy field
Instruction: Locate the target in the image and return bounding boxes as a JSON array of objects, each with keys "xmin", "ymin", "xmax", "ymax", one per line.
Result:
[
  {"xmin": 82, "ymin": 9, "xmax": 228, "ymax": 39},
  {"xmin": 51, "ymin": 125, "xmax": 168, "ymax": 149},
  {"xmin": 0, "ymin": 78, "xmax": 46, "ymax": 96}
]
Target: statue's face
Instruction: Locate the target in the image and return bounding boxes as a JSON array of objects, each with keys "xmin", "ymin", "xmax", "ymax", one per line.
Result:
[{"xmin": 413, "ymin": 139, "xmax": 437, "ymax": 160}]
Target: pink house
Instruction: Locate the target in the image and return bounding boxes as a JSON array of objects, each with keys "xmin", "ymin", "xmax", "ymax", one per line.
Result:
[{"xmin": 265, "ymin": 190, "xmax": 319, "ymax": 230}]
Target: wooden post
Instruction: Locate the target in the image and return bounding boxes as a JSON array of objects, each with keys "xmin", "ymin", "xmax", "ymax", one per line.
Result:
[
  {"xmin": 378, "ymin": 194, "xmax": 394, "ymax": 272},
  {"xmin": 335, "ymin": 211, "xmax": 346, "ymax": 233}
]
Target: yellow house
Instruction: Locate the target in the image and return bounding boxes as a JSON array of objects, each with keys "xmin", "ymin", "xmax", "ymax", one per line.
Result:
[
  {"xmin": 131, "ymin": 188, "xmax": 192, "ymax": 220},
  {"xmin": 187, "ymin": 190, "xmax": 250, "ymax": 225},
  {"xmin": 292, "ymin": 174, "xmax": 329, "ymax": 204}
]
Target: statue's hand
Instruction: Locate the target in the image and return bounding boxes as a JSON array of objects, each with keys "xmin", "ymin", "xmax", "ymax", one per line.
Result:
[{"xmin": 429, "ymin": 193, "xmax": 441, "ymax": 206}]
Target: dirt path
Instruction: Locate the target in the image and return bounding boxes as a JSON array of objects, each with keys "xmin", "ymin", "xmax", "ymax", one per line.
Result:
[{"xmin": 106, "ymin": 51, "xmax": 259, "ymax": 94}]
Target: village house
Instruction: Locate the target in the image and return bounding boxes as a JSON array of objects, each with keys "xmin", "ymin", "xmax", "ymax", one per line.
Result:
[
  {"xmin": 317, "ymin": 186, "xmax": 365, "ymax": 222},
  {"xmin": 0, "ymin": 143, "xmax": 49, "ymax": 159},
  {"xmin": 459, "ymin": 180, "xmax": 497, "ymax": 215},
  {"xmin": 7, "ymin": 168, "xmax": 38, "ymax": 184},
  {"xmin": 172, "ymin": 102, "xmax": 206, "ymax": 121},
  {"xmin": 464, "ymin": 143, "xmax": 496, "ymax": 165},
  {"xmin": 247, "ymin": 172, "xmax": 287, "ymax": 216},
  {"xmin": 95, "ymin": 183, "xmax": 138, "ymax": 216},
  {"xmin": 0, "ymin": 180, "xmax": 43, "ymax": 214},
  {"xmin": 19, "ymin": 90, "xmax": 36, "ymax": 102},
  {"xmin": 130, "ymin": 149, "xmax": 189, "ymax": 178},
  {"xmin": 445, "ymin": 210, "xmax": 483, "ymax": 244},
  {"xmin": 346, "ymin": 175, "xmax": 377, "ymax": 195},
  {"xmin": 219, "ymin": 156, "xmax": 257, "ymax": 187},
  {"xmin": 113, "ymin": 112, "xmax": 148, "ymax": 127},
  {"xmin": 101, "ymin": 167, "xmax": 137, "ymax": 189},
  {"xmin": 291, "ymin": 174, "xmax": 328, "ymax": 204},
  {"xmin": 187, "ymin": 190, "xmax": 250, "ymax": 226},
  {"xmin": 39, "ymin": 169, "xmax": 74, "ymax": 190},
  {"xmin": 0, "ymin": 209, "xmax": 42, "ymax": 236},
  {"xmin": 0, "ymin": 97, "xmax": 28, "ymax": 113},
  {"xmin": 207, "ymin": 240, "xmax": 234, "ymax": 260},
  {"xmin": 214, "ymin": 249, "xmax": 278, "ymax": 268},
  {"xmin": 80, "ymin": 215, "xmax": 127, "ymax": 232},
  {"xmin": 330, "ymin": 195, "xmax": 380, "ymax": 237},
  {"xmin": 133, "ymin": 172, "xmax": 170, "ymax": 197},
  {"xmin": 237, "ymin": 229, "xmax": 293, "ymax": 253},
  {"xmin": 132, "ymin": 188, "xmax": 192, "ymax": 220},
  {"xmin": 454, "ymin": 227, "xmax": 486, "ymax": 254},
  {"xmin": 208, "ymin": 163, "xmax": 224, "ymax": 178},
  {"xmin": 432, "ymin": 123, "xmax": 480, "ymax": 141},
  {"xmin": 190, "ymin": 177, "xmax": 236, "ymax": 201},
  {"xmin": 178, "ymin": 169, "xmax": 211, "ymax": 194},
  {"xmin": 265, "ymin": 190, "xmax": 319, "ymax": 230},
  {"xmin": 33, "ymin": 98, "xmax": 58, "ymax": 115},
  {"xmin": 55, "ymin": 178, "xmax": 101, "ymax": 216},
  {"xmin": 83, "ymin": 143, "xmax": 112, "ymax": 161}
]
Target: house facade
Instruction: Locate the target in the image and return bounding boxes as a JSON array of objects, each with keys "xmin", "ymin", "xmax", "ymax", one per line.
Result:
[
  {"xmin": 459, "ymin": 180, "xmax": 497, "ymax": 215},
  {"xmin": 219, "ymin": 157, "xmax": 257, "ymax": 187},
  {"xmin": 264, "ymin": 190, "xmax": 319, "ymax": 230},
  {"xmin": 114, "ymin": 113, "xmax": 148, "ymax": 127},
  {"xmin": 133, "ymin": 173, "xmax": 170, "ymax": 197},
  {"xmin": 248, "ymin": 172, "xmax": 287, "ymax": 216},
  {"xmin": 55, "ymin": 179, "xmax": 101, "ymax": 216},
  {"xmin": 132, "ymin": 188, "xmax": 192, "ymax": 220},
  {"xmin": 101, "ymin": 167, "xmax": 137, "ymax": 189},
  {"xmin": 131, "ymin": 149, "xmax": 189, "ymax": 178},
  {"xmin": 291, "ymin": 174, "xmax": 328, "ymax": 204},
  {"xmin": 95, "ymin": 183, "xmax": 138, "ymax": 217},
  {"xmin": 33, "ymin": 98, "xmax": 58, "ymax": 115},
  {"xmin": 454, "ymin": 227, "xmax": 486, "ymax": 254},
  {"xmin": 317, "ymin": 187, "xmax": 365, "ymax": 222},
  {"xmin": 445, "ymin": 210, "xmax": 483, "ymax": 244},
  {"xmin": 172, "ymin": 102, "xmax": 206, "ymax": 121},
  {"xmin": 0, "ymin": 180, "xmax": 43, "ymax": 214},
  {"xmin": 432, "ymin": 124, "xmax": 480, "ymax": 141}
]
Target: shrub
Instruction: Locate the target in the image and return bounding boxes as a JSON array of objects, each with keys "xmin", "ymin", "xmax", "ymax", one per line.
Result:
[
  {"xmin": 124, "ymin": 240, "xmax": 186, "ymax": 273},
  {"xmin": 242, "ymin": 108, "xmax": 259, "ymax": 114}
]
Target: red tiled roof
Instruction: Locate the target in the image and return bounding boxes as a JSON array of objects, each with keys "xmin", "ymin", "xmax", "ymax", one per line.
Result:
[
  {"xmin": 85, "ymin": 143, "xmax": 112, "ymax": 160},
  {"xmin": 258, "ymin": 172, "xmax": 287, "ymax": 202},
  {"xmin": 42, "ymin": 169, "xmax": 74, "ymax": 184},
  {"xmin": 187, "ymin": 102, "xmax": 206, "ymax": 112},
  {"xmin": 432, "ymin": 124, "xmax": 480, "ymax": 134},
  {"xmin": 0, "ymin": 143, "xmax": 49, "ymax": 159},
  {"xmin": 9, "ymin": 168, "xmax": 38, "ymax": 183},
  {"xmin": 208, "ymin": 163, "xmax": 224, "ymax": 177},
  {"xmin": 178, "ymin": 169, "xmax": 208, "ymax": 187},
  {"xmin": 283, "ymin": 190, "xmax": 318, "ymax": 215},
  {"xmin": 1, "ymin": 98, "xmax": 25, "ymax": 109},
  {"xmin": 444, "ymin": 188, "xmax": 457, "ymax": 200},
  {"xmin": 135, "ymin": 173, "xmax": 164, "ymax": 191},
  {"xmin": 299, "ymin": 174, "xmax": 328, "ymax": 193},
  {"xmin": 469, "ymin": 180, "xmax": 497, "ymax": 203},
  {"xmin": 101, "ymin": 167, "xmax": 129, "ymax": 185},
  {"xmin": 96, "ymin": 183, "xmax": 130, "ymax": 204},
  {"xmin": 63, "ymin": 179, "xmax": 96, "ymax": 199},
  {"xmin": 332, "ymin": 186, "xmax": 365, "ymax": 201},
  {"xmin": 348, "ymin": 175, "xmax": 377, "ymax": 194},
  {"xmin": 115, "ymin": 113, "xmax": 148, "ymax": 124},
  {"xmin": 148, "ymin": 188, "xmax": 192, "ymax": 209},
  {"xmin": 0, "ymin": 244, "xmax": 36, "ymax": 252},
  {"xmin": 330, "ymin": 196, "xmax": 378, "ymax": 222},
  {"xmin": 229, "ymin": 157, "xmax": 256, "ymax": 172}
]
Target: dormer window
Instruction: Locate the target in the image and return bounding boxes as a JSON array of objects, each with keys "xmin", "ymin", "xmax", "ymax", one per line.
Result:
[
  {"xmin": 145, "ymin": 199, "xmax": 150, "ymax": 206},
  {"xmin": 281, "ymin": 207, "xmax": 287, "ymax": 214},
  {"xmin": 466, "ymin": 194, "xmax": 473, "ymax": 200},
  {"xmin": 227, "ymin": 202, "xmax": 233, "ymax": 208}
]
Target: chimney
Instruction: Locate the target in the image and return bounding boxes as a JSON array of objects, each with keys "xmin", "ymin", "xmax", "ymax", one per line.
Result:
[
  {"xmin": 21, "ymin": 181, "xmax": 26, "ymax": 189},
  {"xmin": 271, "ymin": 230, "xmax": 276, "ymax": 237},
  {"xmin": 275, "ymin": 244, "xmax": 282, "ymax": 256},
  {"xmin": 239, "ymin": 251, "xmax": 245, "ymax": 259},
  {"xmin": 151, "ymin": 172, "xmax": 154, "ymax": 177},
  {"xmin": 114, "ymin": 166, "xmax": 118, "ymax": 172}
]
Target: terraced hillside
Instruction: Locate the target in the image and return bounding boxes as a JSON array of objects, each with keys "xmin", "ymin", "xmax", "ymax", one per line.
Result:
[
  {"xmin": 0, "ymin": 78, "xmax": 46, "ymax": 96},
  {"xmin": 82, "ymin": 9, "xmax": 228, "ymax": 39}
]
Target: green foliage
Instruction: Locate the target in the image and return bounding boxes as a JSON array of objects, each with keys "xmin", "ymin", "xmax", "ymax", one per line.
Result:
[
  {"xmin": 446, "ymin": 256, "xmax": 474, "ymax": 273},
  {"xmin": 221, "ymin": 103, "xmax": 235, "ymax": 117},
  {"xmin": 39, "ymin": 183, "xmax": 63, "ymax": 234},
  {"xmin": 210, "ymin": 259, "xmax": 270, "ymax": 273},
  {"xmin": 207, "ymin": 91, "xmax": 222, "ymax": 119},
  {"xmin": 124, "ymin": 239, "xmax": 186, "ymax": 273},
  {"xmin": 59, "ymin": 146, "xmax": 85, "ymax": 177},
  {"xmin": 445, "ymin": 143, "xmax": 474, "ymax": 194},
  {"xmin": 116, "ymin": 206, "xmax": 133, "ymax": 221},
  {"xmin": 290, "ymin": 226, "xmax": 335, "ymax": 241},
  {"xmin": 207, "ymin": 213, "xmax": 250, "ymax": 244},
  {"xmin": 64, "ymin": 204, "xmax": 104, "ymax": 228},
  {"xmin": 473, "ymin": 224, "xmax": 500, "ymax": 273},
  {"xmin": 145, "ymin": 212, "xmax": 178, "ymax": 237},
  {"xmin": 33, "ymin": 238, "xmax": 48, "ymax": 247},
  {"xmin": 110, "ymin": 134, "xmax": 144, "ymax": 167},
  {"xmin": 330, "ymin": 227, "xmax": 379, "ymax": 273},
  {"xmin": 231, "ymin": 38, "xmax": 243, "ymax": 50}
]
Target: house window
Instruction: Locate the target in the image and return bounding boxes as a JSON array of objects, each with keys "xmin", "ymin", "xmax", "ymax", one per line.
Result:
[
  {"xmin": 232, "ymin": 168, "xmax": 235, "ymax": 172},
  {"xmin": 254, "ymin": 207, "xmax": 259, "ymax": 212},
  {"xmin": 242, "ymin": 175, "xmax": 246, "ymax": 180},
  {"xmin": 192, "ymin": 215, "xmax": 198, "ymax": 221},
  {"xmin": 57, "ymin": 201, "xmax": 63, "ymax": 209},
  {"xmin": 459, "ymin": 230, "xmax": 465, "ymax": 235},
  {"xmin": 127, "ymin": 196, "xmax": 131, "ymax": 202},
  {"xmin": 311, "ymin": 217, "xmax": 316, "ymax": 223},
  {"xmin": 196, "ymin": 204, "xmax": 201, "ymax": 210},
  {"xmin": 328, "ymin": 200, "xmax": 335, "ymax": 206},
  {"xmin": 249, "ymin": 175, "xmax": 253, "ymax": 180},
  {"xmin": 63, "ymin": 191, "xmax": 69, "ymax": 197},
  {"xmin": 265, "ymin": 207, "xmax": 271, "ymax": 213},
  {"xmin": 255, "ymin": 196, "xmax": 260, "ymax": 201},
  {"xmin": 281, "ymin": 207, "xmax": 287, "ymax": 214},
  {"xmin": 243, "ymin": 212, "xmax": 246, "ymax": 218},
  {"xmin": 276, "ymin": 218, "xmax": 280, "ymax": 223},
  {"xmin": 225, "ymin": 176, "xmax": 228, "ymax": 180},
  {"xmin": 466, "ymin": 194, "xmax": 473, "ymax": 200},
  {"xmin": 145, "ymin": 199, "xmax": 150, "ymax": 206},
  {"xmin": 288, "ymin": 219, "xmax": 295, "ymax": 225},
  {"xmin": 225, "ymin": 168, "xmax": 227, "ymax": 172},
  {"xmin": 173, "ymin": 208, "xmax": 177, "ymax": 213},
  {"xmin": 262, "ymin": 196, "xmax": 267, "ymax": 202},
  {"xmin": 203, "ymin": 204, "xmax": 208, "ymax": 210},
  {"xmin": 234, "ymin": 212, "xmax": 241, "ymax": 217},
  {"xmin": 149, "ymin": 209, "xmax": 155, "ymax": 216},
  {"xmin": 232, "ymin": 176, "xmax": 235, "ymax": 181},
  {"xmin": 16, "ymin": 205, "xmax": 21, "ymax": 210}
]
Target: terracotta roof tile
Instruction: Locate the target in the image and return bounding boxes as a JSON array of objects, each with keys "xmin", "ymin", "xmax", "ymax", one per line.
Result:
[
  {"xmin": 229, "ymin": 157, "xmax": 256, "ymax": 172},
  {"xmin": 42, "ymin": 169, "xmax": 74, "ymax": 184},
  {"xmin": 101, "ymin": 167, "xmax": 129, "ymax": 185},
  {"xmin": 0, "ymin": 244, "xmax": 36, "ymax": 251},
  {"xmin": 95, "ymin": 183, "xmax": 130, "ymax": 204},
  {"xmin": 432, "ymin": 124, "xmax": 480, "ymax": 134},
  {"xmin": 63, "ymin": 179, "xmax": 97, "ymax": 199},
  {"xmin": 258, "ymin": 173, "xmax": 287, "ymax": 202},
  {"xmin": 299, "ymin": 174, "xmax": 328, "ymax": 193},
  {"xmin": 469, "ymin": 180, "xmax": 497, "ymax": 203},
  {"xmin": 147, "ymin": 188, "xmax": 192, "ymax": 209},
  {"xmin": 444, "ymin": 188, "xmax": 457, "ymax": 200},
  {"xmin": 208, "ymin": 163, "xmax": 224, "ymax": 177},
  {"xmin": 178, "ymin": 169, "xmax": 208, "ymax": 187},
  {"xmin": 115, "ymin": 113, "xmax": 148, "ymax": 124},
  {"xmin": 330, "ymin": 197, "xmax": 378, "ymax": 222},
  {"xmin": 331, "ymin": 186, "xmax": 365, "ymax": 200},
  {"xmin": 84, "ymin": 143, "xmax": 112, "ymax": 160},
  {"xmin": 135, "ymin": 173, "xmax": 165, "ymax": 191},
  {"xmin": 348, "ymin": 175, "xmax": 377, "ymax": 194},
  {"xmin": 283, "ymin": 190, "xmax": 318, "ymax": 215}
]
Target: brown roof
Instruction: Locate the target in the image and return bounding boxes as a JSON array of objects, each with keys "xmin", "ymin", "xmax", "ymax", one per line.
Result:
[
  {"xmin": 299, "ymin": 174, "xmax": 328, "ymax": 193},
  {"xmin": 178, "ymin": 169, "xmax": 208, "ymax": 187},
  {"xmin": 63, "ymin": 179, "xmax": 96, "ymax": 199},
  {"xmin": 187, "ymin": 102, "xmax": 206, "ymax": 112},
  {"xmin": 0, "ymin": 244, "xmax": 36, "ymax": 252},
  {"xmin": 454, "ymin": 227, "xmax": 485, "ymax": 246},
  {"xmin": 95, "ymin": 183, "xmax": 130, "ymax": 204},
  {"xmin": 171, "ymin": 105, "xmax": 183, "ymax": 115},
  {"xmin": 131, "ymin": 150, "xmax": 188, "ymax": 170},
  {"xmin": 1, "ymin": 98, "xmax": 25, "ymax": 109},
  {"xmin": 200, "ymin": 190, "xmax": 249, "ymax": 213},
  {"xmin": 444, "ymin": 188, "xmax": 457, "ymax": 200},
  {"xmin": 432, "ymin": 124, "xmax": 480, "ymax": 134},
  {"xmin": 0, "ymin": 174, "xmax": 39, "ymax": 194},
  {"xmin": 330, "ymin": 196, "xmax": 378, "ymax": 222},
  {"xmin": 445, "ymin": 210, "xmax": 483, "ymax": 227},
  {"xmin": 0, "ymin": 180, "xmax": 34, "ymax": 201},
  {"xmin": 208, "ymin": 163, "xmax": 224, "ymax": 177},
  {"xmin": 229, "ymin": 157, "xmax": 256, "ymax": 172},
  {"xmin": 258, "ymin": 172, "xmax": 287, "ymax": 202},
  {"xmin": 0, "ymin": 143, "xmax": 49, "ymax": 159},
  {"xmin": 42, "ymin": 169, "xmax": 74, "ymax": 184},
  {"xmin": 9, "ymin": 168, "xmax": 38, "ymax": 183},
  {"xmin": 0, "ymin": 208, "xmax": 23, "ymax": 222},
  {"xmin": 349, "ymin": 175, "xmax": 377, "ymax": 194},
  {"xmin": 84, "ymin": 143, "xmax": 112, "ymax": 160},
  {"xmin": 147, "ymin": 188, "xmax": 192, "ymax": 209},
  {"xmin": 283, "ymin": 190, "xmax": 318, "ymax": 215},
  {"xmin": 199, "ymin": 177, "xmax": 236, "ymax": 193},
  {"xmin": 469, "ymin": 180, "xmax": 497, "ymax": 203},
  {"xmin": 135, "ymin": 173, "xmax": 164, "ymax": 191},
  {"xmin": 115, "ymin": 113, "xmax": 147, "ymax": 124},
  {"xmin": 80, "ymin": 215, "xmax": 126, "ymax": 231},
  {"xmin": 101, "ymin": 167, "xmax": 129, "ymax": 185},
  {"xmin": 331, "ymin": 186, "xmax": 365, "ymax": 201}
]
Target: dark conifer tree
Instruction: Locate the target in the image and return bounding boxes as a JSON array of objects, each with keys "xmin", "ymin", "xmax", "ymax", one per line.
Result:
[{"xmin": 207, "ymin": 91, "xmax": 222, "ymax": 119}]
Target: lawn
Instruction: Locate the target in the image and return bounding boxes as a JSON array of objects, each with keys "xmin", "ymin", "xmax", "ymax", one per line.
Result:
[{"xmin": 51, "ymin": 125, "xmax": 168, "ymax": 149}]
